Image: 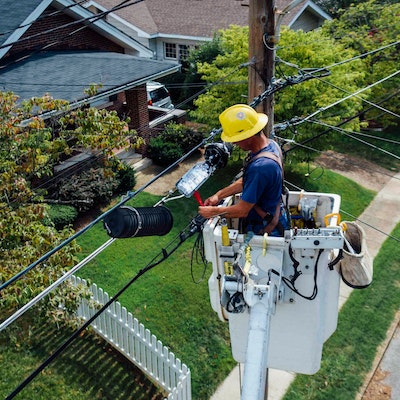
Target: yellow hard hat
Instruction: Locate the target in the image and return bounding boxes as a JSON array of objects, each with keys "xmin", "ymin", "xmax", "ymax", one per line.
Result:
[{"xmin": 219, "ymin": 104, "xmax": 268, "ymax": 142}]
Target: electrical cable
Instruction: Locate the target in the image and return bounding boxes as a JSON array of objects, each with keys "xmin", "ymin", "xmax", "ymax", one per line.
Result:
[
  {"xmin": 0, "ymin": 0, "xmax": 88, "ymax": 38},
  {"xmin": 5, "ymin": 215, "xmax": 203, "ymax": 400},
  {"xmin": 282, "ymin": 248, "xmax": 323, "ymax": 301},
  {"xmin": 0, "ymin": 129, "xmax": 219, "ymax": 292},
  {"xmin": 190, "ymin": 231, "xmax": 208, "ymax": 284},
  {"xmin": 295, "ymin": 69, "xmax": 400, "ymax": 124},
  {"xmin": 307, "ymin": 119, "xmax": 400, "ymax": 161},
  {"xmin": 345, "ymin": 131, "xmax": 400, "ymax": 145},
  {"xmin": 0, "ymin": 0, "xmax": 145, "ymax": 52},
  {"xmin": 282, "ymin": 89, "xmax": 400, "ymax": 155},
  {"xmin": 276, "ymin": 56, "xmax": 400, "ymax": 120},
  {"xmin": 279, "ymin": 135, "xmax": 399, "ymax": 183}
]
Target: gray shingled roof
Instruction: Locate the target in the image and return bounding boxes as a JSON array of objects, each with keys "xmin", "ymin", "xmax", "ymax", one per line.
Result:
[
  {"xmin": 0, "ymin": 0, "xmax": 45, "ymax": 47},
  {"xmin": 0, "ymin": 51, "xmax": 179, "ymax": 103},
  {"xmin": 96, "ymin": 0, "xmax": 325, "ymax": 39}
]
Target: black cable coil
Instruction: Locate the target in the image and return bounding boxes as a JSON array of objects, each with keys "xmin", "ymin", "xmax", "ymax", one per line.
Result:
[{"xmin": 103, "ymin": 206, "xmax": 173, "ymax": 238}]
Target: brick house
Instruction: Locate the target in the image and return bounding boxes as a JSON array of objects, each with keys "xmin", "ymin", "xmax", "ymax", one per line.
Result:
[{"xmin": 0, "ymin": 0, "xmax": 183, "ymax": 148}]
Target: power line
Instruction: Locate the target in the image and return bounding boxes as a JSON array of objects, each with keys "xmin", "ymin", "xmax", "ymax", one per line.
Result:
[
  {"xmin": 0, "ymin": 129, "xmax": 219, "ymax": 292},
  {"xmin": 277, "ymin": 56, "xmax": 400, "ymax": 121},
  {"xmin": 347, "ymin": 131, "xmax": 400, "ymax": 145},
  {"xmin": 278, "ymin": 135, "xmax": 399, "ymax": 182},
  {"xmin": 281, "ymin": 89, "xmax": 400, "ymax": 155},
  {"xmin": 296, "ymin": 69, "xmax": 400, "ymax": 124},
  {"xmin": 0, "ymin": 0, "xmax": 87, "ymax": 38},
  {"xmin": 307, "ymin": 119, "xmax": 400, "ymax": 160}
]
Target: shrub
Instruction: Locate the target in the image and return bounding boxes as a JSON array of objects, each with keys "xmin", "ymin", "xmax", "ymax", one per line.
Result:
[
  {"xmin": 147, "ymin": 122, "xmax": 204, "ymax": 166},
  {"xmin": 58, "ymin": 167, "xmax": 119, "ymax": 212},
  {"xmin": 46, "ymin": 204, "xmax": 78, "ymax": 229},
  {"xmin": 114, "ymin": 163, "xmax": 136, "ymax": 194}
]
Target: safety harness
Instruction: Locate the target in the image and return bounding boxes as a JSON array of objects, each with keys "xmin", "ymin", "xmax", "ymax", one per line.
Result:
[{"xmin": 242, "ymin": 143, "xmax": 289, "ymax": 235}]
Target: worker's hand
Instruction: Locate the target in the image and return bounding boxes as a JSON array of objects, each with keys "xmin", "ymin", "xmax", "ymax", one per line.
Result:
[
  {"xmin": 203, "ymin": 194, "xmax": 219, "ymax": 206},
  {"xmin": 198, "ymin": 206, "xmax": 221, "ymax": 219}
]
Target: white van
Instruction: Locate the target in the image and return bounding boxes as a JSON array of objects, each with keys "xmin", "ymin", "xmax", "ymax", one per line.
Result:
[{"xmin": 146, "ymin": 81, "xmax": 174, "ymax": 109}]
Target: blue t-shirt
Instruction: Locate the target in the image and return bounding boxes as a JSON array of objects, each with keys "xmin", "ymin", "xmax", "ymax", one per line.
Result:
[{"xmin": 241, "ymin": 142, "xmax": 282, "ymax": 221}]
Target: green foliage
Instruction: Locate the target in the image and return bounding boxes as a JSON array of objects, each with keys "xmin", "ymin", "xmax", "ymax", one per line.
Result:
[
  {"xmin": 0, "ymin": 89, "xmax": 141, "ymax": 332},
  {"xmin": 114, "ymin": 162, "xmax": 137, "ymax": 194},
  {"xmin": 46, "ymin": 204, "xmax": 78, "ymax": 229},
  {"xmin": 190, "ymin": 25, "xmax": 249, "ymax": 127},
  {"xmin": 58, "ymin": 167, "xmax": 119, "ymax": 212},
  {"xmin": 147, "ymin": 122, "xmax": 205, "ymax": 166},
  {"xmin": 322, "ymin": 0, "xmax": 400, "ymax": 128},
  {"xmin": 189, "ymin": 25, "xmax": 369, "ymax": 162}
]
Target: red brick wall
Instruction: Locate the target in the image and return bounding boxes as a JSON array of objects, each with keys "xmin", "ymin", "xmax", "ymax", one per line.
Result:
[
  {"xmin": 7, "ymin": 6, "xmax": 124, "ymax": 58},
  {"xmin": 125, "ymin": 85, "xmax": 150, "ymax": 153}
]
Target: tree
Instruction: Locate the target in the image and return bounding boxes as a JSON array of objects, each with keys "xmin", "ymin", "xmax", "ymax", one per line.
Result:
[
  {"xmin": 322, "ymin": 0, "xmax": 400, "ymax": 127},
  {"xmin": 189, "ymin": 25, "xmax": 250, "ymax": 127},
  {"xmin": 0, "ymin": 91, "xmax": 141, "ymax": 331},
  {"xmin": 313, "ymin": 0, "xmax": 398, "ymax": 17},
  {"xmin": 189, "ymin": 25, "xmax": 368, "ymax": 160}
]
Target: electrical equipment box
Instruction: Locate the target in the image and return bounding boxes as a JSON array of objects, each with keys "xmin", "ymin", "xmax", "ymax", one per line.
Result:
[{"xmin": 203, "ymin": 191, "xmax": 343, "ymax": 374}]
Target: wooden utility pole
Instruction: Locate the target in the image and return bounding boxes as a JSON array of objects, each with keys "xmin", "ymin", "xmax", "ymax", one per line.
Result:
[
  {"xmin": 248, "ymin": 0, "xmax": 276, "ymax": 137},
  {"xmin": 247, "ymin": 3, "xmax": 276, "ymax": 398}
]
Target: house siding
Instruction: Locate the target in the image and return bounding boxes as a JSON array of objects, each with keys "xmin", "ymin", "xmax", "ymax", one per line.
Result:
[{"xmin": 290, "ymin": 10, "xmax": 325, "ymax": 32}]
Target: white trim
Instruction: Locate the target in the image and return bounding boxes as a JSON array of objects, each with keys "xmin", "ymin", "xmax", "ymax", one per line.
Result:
[
  {"xmin": 0, "ymin": 0, "xmax": 53, "ymax": 59},
  {"xmin": 85, "ymin": 0, "xmax": 152, "ymax": 39},
  {"xmin": 150, "ymin": 33, "xmax": 212, "ymax": 43},
  {"xmin": 287, "ymin": 1, "xmax": 331, "ymax": 28},
  {"xmin": 54, "ymin": 0, "xmax": 154, "ymax": 57}
]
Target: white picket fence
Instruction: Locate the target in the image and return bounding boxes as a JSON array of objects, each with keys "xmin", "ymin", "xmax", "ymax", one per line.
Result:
[{"xmin": 71, "ymin": 275, "xmax": 191, "ymax": 400}]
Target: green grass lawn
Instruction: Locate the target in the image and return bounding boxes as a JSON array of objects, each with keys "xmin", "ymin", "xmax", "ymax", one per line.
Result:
[{"xmin": 2, "ymin": 158, "xmax": 396, "ymax": 400}]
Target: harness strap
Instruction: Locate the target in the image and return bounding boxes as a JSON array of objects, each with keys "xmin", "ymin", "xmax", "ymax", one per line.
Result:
[{"xmin": 250, "ymin": 150, "xmax": 284, "ymax": 233}]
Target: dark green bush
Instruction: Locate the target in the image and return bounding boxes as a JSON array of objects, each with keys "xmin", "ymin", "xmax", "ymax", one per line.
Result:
[
  {"xmin": 147, "ymin": 122, "xmax": 204, "ymax": 166},
  {"xmin": 58, "ymin": 167, "xmax": 118, "ymax": 212},
  {"xmin": 114, "ymin": 163, "xmax": 136, "ymax": 194},
  {"xmin": 46, "ymin": 204, "xmax": 78, "ymax": 229}
]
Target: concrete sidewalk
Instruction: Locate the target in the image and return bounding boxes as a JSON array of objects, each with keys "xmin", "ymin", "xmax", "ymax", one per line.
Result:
[{"xmin": 210, "ymin": 172, "xmax": 400, "ymax": 400}]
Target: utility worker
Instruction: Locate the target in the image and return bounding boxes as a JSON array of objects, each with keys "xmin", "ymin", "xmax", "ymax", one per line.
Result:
[{"xmin": 198, "ymin": 104, "xmax": 290, "ymax": 236}]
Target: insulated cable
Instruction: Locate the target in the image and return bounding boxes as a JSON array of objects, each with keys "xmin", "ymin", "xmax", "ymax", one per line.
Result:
[
  {"xmin": 0, "ymin": 0, "xmax": 145, "ymax": 52},
  {"xmin": 307, "ymin": 119, "xmax": 400, "ymax": 161},
  {"xmin": 4, "ymin": 215, "xmax": 204, "ymax": 400},
  {"xmin": 295, "ymin": 69, "xmax": 400, "ymax": 124},
  {"xmin": 0, "ymin": 129, "xmax": 219, "ymax": 292},
  {"xmin": 282, "ymin": 89, "xmax": 400, "ymax": 155}
]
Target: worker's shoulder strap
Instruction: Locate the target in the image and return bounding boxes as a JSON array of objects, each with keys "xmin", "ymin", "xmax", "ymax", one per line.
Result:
[{"xmin": 251, "ymin": 151, "xmax": 282, "ymax": 170}]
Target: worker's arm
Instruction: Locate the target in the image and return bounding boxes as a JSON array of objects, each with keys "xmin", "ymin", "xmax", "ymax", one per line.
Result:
[
  {"xmin": 199, "ymin": 198, "xmax": 254, "ymax": 219},
  {"xmin": 203, "ymin": 178, "xmax": 243, "ymax": 206}
]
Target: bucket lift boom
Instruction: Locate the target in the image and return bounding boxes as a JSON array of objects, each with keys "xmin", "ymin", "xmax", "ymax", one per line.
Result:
[{"xmin": 203, "ymin": 191, "xmax": 344, "ymax": 399}]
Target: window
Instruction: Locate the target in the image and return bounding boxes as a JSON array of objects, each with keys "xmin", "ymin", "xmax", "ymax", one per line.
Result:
[
  {"xmin": 164, "ymin": 43, "xmax": 177, "ymax": 59},
  {"xmin": 178, "ymin": 44, "xmax": 190, "ymax": 61},
  {"xmin": 164, "ymin": 43, "xmax": 191, "ymax": 61}
]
